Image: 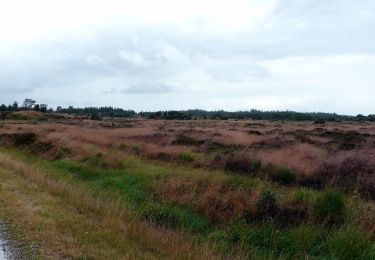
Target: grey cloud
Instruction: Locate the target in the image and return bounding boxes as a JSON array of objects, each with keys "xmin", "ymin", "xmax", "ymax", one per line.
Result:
[
  {"xmin": 0, "ymin": 0, "xmax": 374, "ymax": 114},
  {"xmin": 251, "ymin": 0, "xmax": 375, "ymax": 57},
  {"xmin": 177, "ymin": 0, "xmax": 375, "ymax": 59},
  {"xmin": 121, "ymin": 83, "xmax": 173, "ymax": 94}
]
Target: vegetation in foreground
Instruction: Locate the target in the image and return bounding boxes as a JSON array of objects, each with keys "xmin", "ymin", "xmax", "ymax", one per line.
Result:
[{"xmin": 0, "ymin": 112, "xmax": 374, "ymax": 259}]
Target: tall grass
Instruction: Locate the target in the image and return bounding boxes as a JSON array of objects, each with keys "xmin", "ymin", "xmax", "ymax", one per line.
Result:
[
  {"xmin": 0, "ymin": 145, "xmax": 374, "ymax": 259},
  {"xmin": 313, "ymin": 189, "xmax": 346, "ymax": 224},
  {"xmin": 0, "ymin": 150, "xmax": 220, "ymax": 259},
  {"xmin": 52, "ymin": 157, "xmax": 211, "ymax": 233}
]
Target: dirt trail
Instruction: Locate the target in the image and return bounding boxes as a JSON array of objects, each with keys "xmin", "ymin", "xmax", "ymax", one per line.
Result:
[{"xmin": 0, "ymin": 222, "xmax": 19, "ymax": 259}]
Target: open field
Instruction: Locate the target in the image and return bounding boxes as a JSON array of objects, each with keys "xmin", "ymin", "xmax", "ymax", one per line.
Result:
[{"xmin": 0, "ymin": 111, "xmax": 374, "ymax": 259}]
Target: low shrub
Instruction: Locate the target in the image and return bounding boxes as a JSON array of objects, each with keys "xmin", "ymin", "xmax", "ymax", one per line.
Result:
[
  {"xmin": 147, "ymin": 152, "xmax": 172, "ymax": 161},
  {"xmin": 357, "ymin": 181, "xmax": 375, "ymax": 201},
  {"xmin": 246, "ymin": 190, "xmax": 308, "ymax": 227},
  {"xmin": 130, "ymin": 144, "xmax": 141, "ymax": 154},
  {"xmin": 177, "ymin": 151, "xmax": 199, "ymax": 162},
  {"xmin": 320, "ymin": 130, "xmax": 366, "ymax": 150},
  {"xmin": 247, "ymin": 130, "xmax": 262, "ymax": 136},
  {"xmin": 90, "ymin": 113, "xmax": 102, "ymax": 120},
  {"xmin": 314, "ymin": 119, "xmax": 326, "ymax": 124},
  {"xmin": 207, "ymin": 142, "xmax": 237, "ymax": 154},
  {"xmin": 273, "ymin": 167, "xmax": 297, "ymax": 185},
  {"xmin": 313, "ymin": 190, "xmax": 346, "ymax": 224},
  {"xmin": 12, "ymin": 132, "xmax": 37, "ymax": 146},
  {"xmin": 118, "ymin": 143, "xmax": 128, "ymax": 150},
  {"xmin": 116, "ymin": 143, "xmax": 140, "ymax": 155},
  {"xmin": 172, "ymin": 134, "xmax": 205, "ymax": 146},
  {"xmin": 316, "ymin": 156, "xmax": 374, "ymax": 199},
  {"xmin": 254, "ymin": 191, "xmax": 279, "ymax": 219},
  {"xmin": 298, "ymin": 175, "xmax": 323, "ymax": 189},
  {"xmin": 252, "ymin": 160, "xmax": 262, "ymax": 172},
  {"xmin": 224, "ymin": 156, "xmax": 261, "ymax": 175},
  {"xmin": 225, "ymin": 175, "xmax": 259, "ymax": 191},
  {"xmin": 30, "ymin": 141, "xmax": 53, "ymax": 153}
]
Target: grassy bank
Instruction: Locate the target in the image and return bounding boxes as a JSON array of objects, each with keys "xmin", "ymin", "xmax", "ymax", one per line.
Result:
[
  {"xmin": 0, "ymin": 150, "xmax": 219, "ymax": 259},
  {"xmin": 0, "ymin": 148, "xmax": 374, "ymax": 259}
]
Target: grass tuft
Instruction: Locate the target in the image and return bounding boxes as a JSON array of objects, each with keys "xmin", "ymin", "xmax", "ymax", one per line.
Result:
[
  {"xmin": 313, "ymin": 190, "xmax": 346, "ymax": 224},
  {"xmin": 141, "ymin": 203, "xmax": 210, "ymax": 233},
  {"xmin": 177, "ymin": 151, "xmax": 199, "ymax": 162},
  {"xmin": 328, "ymin": 227, "xmax": 374, "ymax": 259},
  {"xmin": 274, "ymin": 167, "xmax": 297, "ymax": 185}
]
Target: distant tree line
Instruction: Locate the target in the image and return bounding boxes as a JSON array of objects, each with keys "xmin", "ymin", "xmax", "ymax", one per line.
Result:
[
  {"xmin": 1, "ymin": 99, "xmax": 374, "ymax": 121},
  {"xmin": 139, "ymin": 109, "xmax": 375, "ymax": 122},
  {"xmin": 55, "ymin": 106, "xmax": 136, "ymax": 118},
  {"xmin": 0, "ymin": 99, "xmax": 136, "ymax": 118},
  {"xmin": 0, "ymin": 99, "xmax": 49, "ymax": 113}
]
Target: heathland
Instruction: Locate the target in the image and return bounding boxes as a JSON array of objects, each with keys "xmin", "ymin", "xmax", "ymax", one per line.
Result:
[{"xmin": 0, "ymin": 110, "xmax": 374, "ymax": 259}]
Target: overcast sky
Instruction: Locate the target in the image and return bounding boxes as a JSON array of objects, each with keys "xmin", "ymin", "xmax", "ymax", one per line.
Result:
[{"xmin": 0, "ymin": 0, "xmax": 374, "ymax": 114}]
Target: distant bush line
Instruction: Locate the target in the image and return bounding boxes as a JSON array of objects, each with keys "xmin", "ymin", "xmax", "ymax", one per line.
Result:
[
  {"xmin": 139, "ymin": 109, "xmax": 375, "ymax": 122},
  {"xmin": 1, "ymin": 99, "xmax": 375, "ymax": 121}
]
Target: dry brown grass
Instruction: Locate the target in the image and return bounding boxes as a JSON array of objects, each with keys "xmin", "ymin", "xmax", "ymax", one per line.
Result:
[
  {"xmin": 256, "ymin": 143, "xmax": 327, "ymax": 175},
  {"xmin": 0, "ymin": 151, "xmax": 223, "ymax": 259},
  {"xmin": 13, "ymin": 110, "xmax": 45, "ymax": 117},
  {"xmin": 2, "ymin": 117, "xmax": 375, "ymax": 193},
  {"xmin": 155, "ymin": 176, "xmax": 260, "ymax": 223}
]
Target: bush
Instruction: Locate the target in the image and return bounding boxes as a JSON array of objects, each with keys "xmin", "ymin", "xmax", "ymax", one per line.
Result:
[
  {"xmin": 90, "ymin": 113, "xmax": 101, "ymax": 120},
  {"xmin": 316, "ymin": 156, "xmax": 374, "ymax": 199},
  {"xmin": 247, "ymin": 130, "xmax": 262, "ymax": 135},
  {"xmin": 314, "ymin": 119, "xmax": 326, "ymax": 124},
  {"xmin": 207, "ymin": 142, "xmax": 236, "ymax": 154},
  {"xmin": 130, "ymin": 144, "xmax": 140, "ymax": 154},
  {"xmin": 30, "ymin": 141, "xmax": 53, "ymax": 153},
  {"xmin": 297, "ymin": 175, "xmax": 323, "ymax": 189},
  {"xmin": 254, "ymin": 191, "xmax": 279, "ymax": 219},
  {"xmin": 274, "ymin": 167, "xmax": 297, "ymax": 185},
  {"xmin": 118, "ymin": 143, "xmax": 128, "ymax": 150},
  {"xmin": 313, "ymin": 190, "xmax": 346, "ymax": 224},
  {"xmin": 172, "ymin": 134, "xmax": 205, "ymax": 146},
  {"xmin": 252, "ymin": 160, "xmax": 262, "ymax": 172},
  {"xmin": 12, "ymin": 132, "xmax": 36, "ymax": 146},
  {"xmin": 224, "ymin": 156, "xmax": 261, "ymax": 175},
  {"xmin": 177, "ymin": 151, "xmax": 198, "ymax": 162},
  {"xmin": 328, "ymin": 228, "xmax": 374, "ymax": 259}
]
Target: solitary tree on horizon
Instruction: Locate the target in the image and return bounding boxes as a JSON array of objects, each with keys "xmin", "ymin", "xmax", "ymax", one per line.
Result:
[{"xmin": 22, "ymin": 98, "xmax": 36, "ymax": 110}]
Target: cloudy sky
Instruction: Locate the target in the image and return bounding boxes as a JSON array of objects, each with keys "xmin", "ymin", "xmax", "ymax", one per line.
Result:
[{"xmin": 0, "ymin": 0, "xmax": 374, "ymax": 114}]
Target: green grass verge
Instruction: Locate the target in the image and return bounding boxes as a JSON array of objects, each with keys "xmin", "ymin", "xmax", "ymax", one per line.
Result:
[{"xmin": 1, "ymin": 148, "xmax": 374, "ymax": 259}]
